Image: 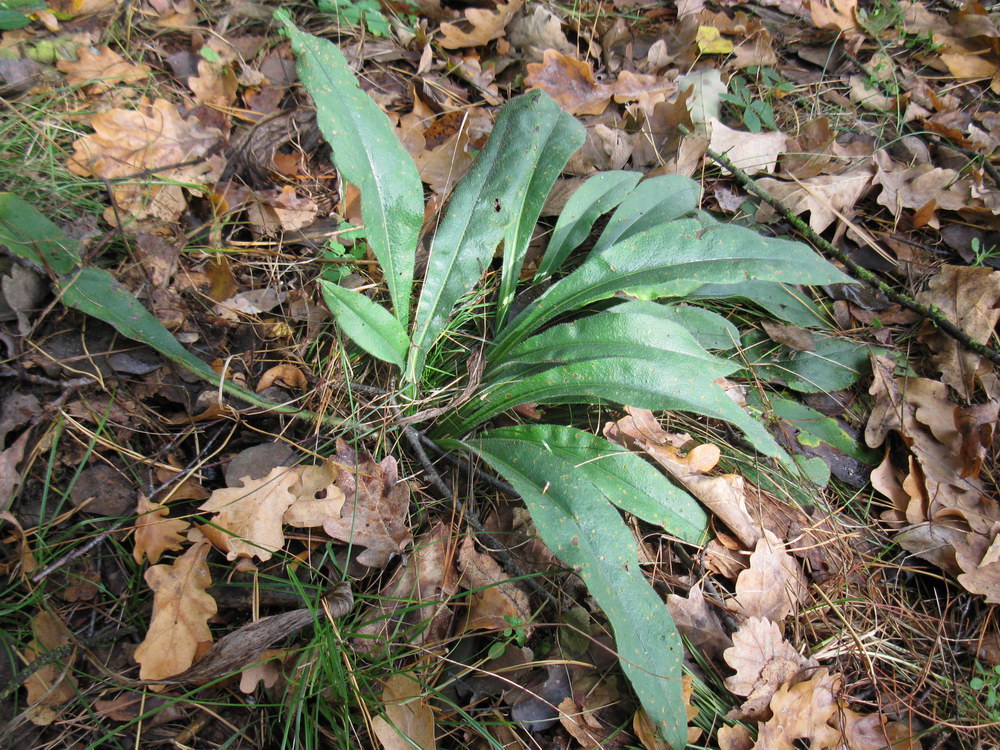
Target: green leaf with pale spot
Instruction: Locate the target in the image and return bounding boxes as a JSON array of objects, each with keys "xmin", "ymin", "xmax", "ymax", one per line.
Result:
[{"xmin": 445, "ymin": 424, "xmax": 692, "ymax": 749}]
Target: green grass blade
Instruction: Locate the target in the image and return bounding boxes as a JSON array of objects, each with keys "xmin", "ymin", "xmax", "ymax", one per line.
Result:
[
  {"xmin": 533, "ymin": 170, "xmax": 642, "ymax": 284},
  {"xmin": 318, "ymin": 280, "xmax": 409, "ymax": 368},
  {"xmin": 490, "ymin": 217, "xmax": 853, "ymax": 360},
  {"xmin": 407, "ymin": 90, "xmax": 578, "ymax": 385},
  {"xmin": 276, "ymin": 11, "xmax": 422, "ymax": 327},
  {"xmin": 446, "ymin": 424, "xmax": 692, "ymax": 749}
]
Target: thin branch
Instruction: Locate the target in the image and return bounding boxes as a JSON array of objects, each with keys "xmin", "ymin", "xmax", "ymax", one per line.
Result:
[{"xmin": 684, "ymin": 124, "xmax": 1000, "ymax": 369}]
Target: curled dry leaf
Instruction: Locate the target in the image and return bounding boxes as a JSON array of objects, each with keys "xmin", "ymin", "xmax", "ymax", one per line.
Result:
[
  {"xmin": 755, "ymin": 669, "xmax": 843, "ymax": 748},
  {"xmin": 133, "ymin": 494, "xmax": 189, "ymax": 565},
  {"xmin": 67, "ymin": 98, "xmax": 223, "ymax": 224},
  {"xmin": 439, "ymin": 0, "xmax": 523, "ymax": 49},
  {"xmin": 723, "ymin": 616, "xmax": 819, "ymax": 719},
  {"xmin": 729, "ymin": 530, "xmax": 809, "ymax": 622},
  {"xmin": 21, "ymin": 610, "xmax": 77, "ymax": 726},
  {"xmin": 525, "ymin": 49, "xmax": 677, "ymax": 117},
  {"xmin": 371, "ymin": 673, "xmax": 437, "ymax": 750},
  {"xmin": 134, "ymin": 541, "xmax": 217, "ymax": 680},
  {"xmin": 283, "ymin": 459, "xmax": 346, "ymax": 527},
  {"xmin": 57, "ymin": 46, "xmax": 150, "ymax": 93}
]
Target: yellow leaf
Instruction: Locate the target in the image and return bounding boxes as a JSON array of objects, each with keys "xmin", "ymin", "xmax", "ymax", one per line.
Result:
[
  {"xmin": 134, "ymin": 541, "xmax": 217, "ymax": 680},
  {"xmin": 696, "ymin": 26, "xmax": 734, "ymax": 55}
]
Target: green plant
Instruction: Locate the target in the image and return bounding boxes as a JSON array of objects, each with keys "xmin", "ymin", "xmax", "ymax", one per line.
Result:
[
  {"xmin": 274, "ymin": 11, "xmax": 852, "ymax": 747},
  {"xmin": 970, "ymin": 236, "xmax": 1000, "ymax": 268},
  {"xmin": 719, "ymin": 68, "xmax": 791, "ymax": 133},
  {"xmin": 317, "ymin": 0, "xmax": 391, "ymax": 37},
  {"xmin": 971, "ymin": 662, "xmax": 1000, "ymax": 719},
  {"xmin": 0, "ymin": 0, "xmax": 43, "ymax": 30}
]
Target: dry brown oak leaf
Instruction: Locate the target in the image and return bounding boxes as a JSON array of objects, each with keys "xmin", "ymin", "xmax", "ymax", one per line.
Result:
[
  {"xmin": 438, "ymin": 0, "xmax": 522, "ymax": 49},
  {"xmin": 371, "ymin": 673, "xmax": 436, "ymax": 750},
  {"xmin": 525, "ymin": 49, "xmax": 677, "ymax": 117},
  {"xmin": 133, "ymin": 541, "xmax": 217, "ymax": 681},
  {"xmin": 21, "ymin": 610, "xmax": 77, "ymax": 726},
  {"xmin": 728, "ymin": 529, "xmax": 809, "ymax": 622},
  {"xmin": 133, "ymin": 494, "xmax": 189, "ymax": 565},
  {"xmin": 67, "ymin": 97, "xmax": 223, "ymax": 224},
  {"xmin": 916, "ymin": 265, "xmax": 1000, "ymax": 402},
  {"xmin": 56, "ymin": 46, "xmax": 150, "ymax": 93}
]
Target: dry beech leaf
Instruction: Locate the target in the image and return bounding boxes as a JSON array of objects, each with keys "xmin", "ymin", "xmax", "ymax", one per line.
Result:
[
  {"xmin": 57, "ymin": 46, "xmax": 150, "ymax": 93},
  {"xmin": 457, "ymin": 535, "xmax": 531, "ymax": 635},
  {"xmin": 723, "ymin": 617, "xmax": 818, "ymax": 718},
  {"xmin": 915, "ymin": 265, "xmax": 1000, "ymax": 401},
  {"xmin": 256, "ymin": 363, "xmax": 309, "ymax": 393},
  {"xmin": 754, "ymin": 168, "xmax": 874, "ymax": 234},
  {"xmin": 760, "ymin": 320, "xmax": 816, "ymax": 352},
  {"xmin": 708, "ymin": 119, "xmax": 787, "ymax": 176},
  {"xmin": 67, "ymin": 97, "xmax": 223, "ymax": 224},
  {"xmin": 371, "ymin": 673, "xmax": 437, "ymax": 750},
  {"xmin": 832, "ymin": 704, "xmax": 923, "ymax": 750},
  {"xmin": 439, "ymin": 0, "xmax": 522, "ymax": 49},
  {"xmin": 939, "ymin": 53, "xmax": 999, "ymax": 80},
  {"xmin": 728, "ymin": 530, "xmax": 809, "ymax": 622},
  {"xmin": 525, "ymin": 49, "xmax": 677, "ymax": 117},
  {"xmin": 199, "ymin": 466, "xmax": 299, "ymax": 561},
  {"xmin": 134, "ymin": 541, "xmax": 217, "ymax": 680},
  {"xmin": 133, "ymin": 494, "xmax": 189, "ymax": 565},
  {"xmin": 21, "ymin": 610, "xmax": 77, "ymax": 726}
]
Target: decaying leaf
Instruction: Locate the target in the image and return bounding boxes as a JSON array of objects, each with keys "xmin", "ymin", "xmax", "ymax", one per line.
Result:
[
  {"xmin": 755, "ymin": 669, "xmax": 843, "ymax": 747},
  {"xmin": 371, "ymin": 673, "xmax": 437, "ymax": 750},
  {"xmin": 325, "ymin": 440, "xmax": 412, "ymax": 568},
  {"xmin": 754, "ymin": 168, "xmax": 874, "ymax": 234},
  {"xmin": 457, "ymin": 535, "xmax": 531, "ymax": 635},
  {"xmin": 133, "ymin": 494, "xmax": 189, "ymax": 565},
  {"xmin": 67, "ymin": 98, "xmax": 224, "ymax": 224},
  {"xmin": 708, "ymin": 119, "xmax": 787, "ymax": 176},
  {"xmin": 525, "ymin": 49, "xmax": 677, "ymax": 116},
  {"xmin": 915, "ymin": 265, "xmax": 1000, "ymax": 401},
  {"xmin": 666, "ymin": 582, "xmax": 733, "ymax": 660},
  {"xmin": 21, "ymin": 610, "xmax": 77, "ymax": 726},
  {"xmin": 728, "ymin": 530, "xmax": 809, "ymax": 622},
  {"xmin": 57, "ymin": 46, "xmax": 150, "ymax": 93},
  {"xmin": 134, "ymin": 541, "xmax": 217, "ymax": 680}
]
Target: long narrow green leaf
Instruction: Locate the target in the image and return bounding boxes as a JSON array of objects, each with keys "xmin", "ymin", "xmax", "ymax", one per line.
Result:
[
  {"xmin": 496, "ymin": 103, "xmax": 583, "ymax": 325},
  {"xmin": 318, "ymin": 281, "xmax": 409, "ymax": 368},
  {"xmin": 407, "ymin": 90, "xmax": 576, "ymax": 384},
  {"xmin": 490, "ymin": 217, "xmax": 853, "ymax": 360},
  {"xmin": 589, "ymin": 174, "xmax": 701, "ymax": 257},
  {"xmin": 277, "ymin": 11, "xmax": 422, "ymax": 327},
  {"xmin": 533, "ymin": 170, "xmax": 642, "ymax": 284},
  {"xmin": 446, "ymin": 424, "xmax": 692, "ymax": 749},
  {"xmin": 0, "ymin": 193, "xmax": 324, "ymax": 421},
  {"xmin": 456, "ymin": 309, "xmax": 785, "ymax": 458},
  {"xmin": 0, "ymin": 192, "xmax": 81, "ymax": 274},
  {"xmin": 687, "ymin": 280, "xmax": 832, "ymax": 328}
]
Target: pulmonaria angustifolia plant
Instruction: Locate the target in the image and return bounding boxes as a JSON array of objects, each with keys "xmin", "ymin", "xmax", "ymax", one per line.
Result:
[{"xmin": 275, "ymin": 10, "xmax": 852, "ymax": 747}]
